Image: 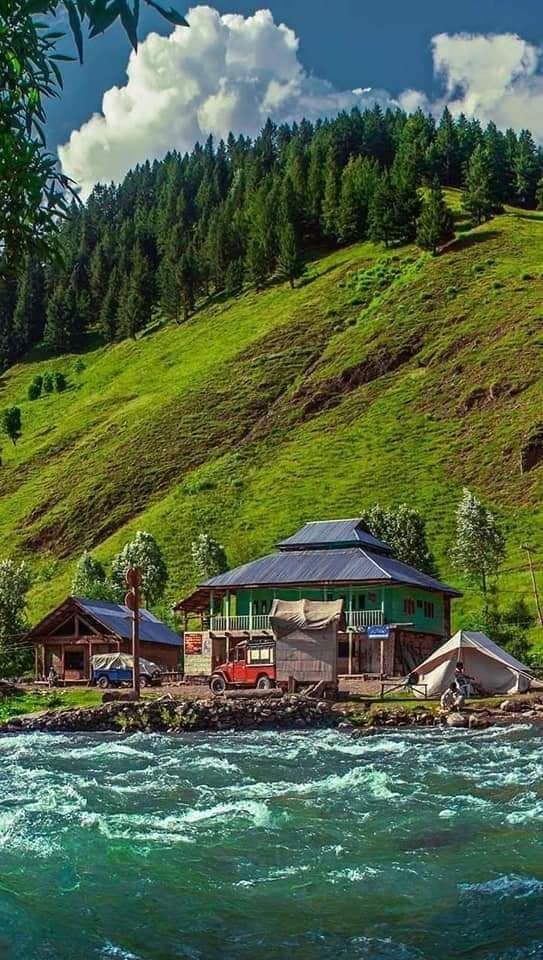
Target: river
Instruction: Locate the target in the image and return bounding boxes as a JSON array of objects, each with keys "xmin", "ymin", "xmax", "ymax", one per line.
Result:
[{"xmin": 1, "ymin": 725, "xmax": 542, "ymax": 959}]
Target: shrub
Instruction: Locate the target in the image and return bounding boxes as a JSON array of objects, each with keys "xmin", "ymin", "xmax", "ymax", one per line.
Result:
[
  {"xmin": 27, "ymin": 376, "xmax": 42, "ymax": 401},
  {"xmin": 492, "ymin": 280, "xmax": 504, "ymax": 290},
  {"xmin": 74, "ymin": 359, "xmax": 86, "ymax": 375},
  {"xmin": 446, "ymin": 285, "xmax": 458, "ymax": 296},
  {"xmin": 42, "ymin": 372, "xmax": 54, "ymax": 393},
  {"xmin": 521, "ymin": 273, "xmax": 534, "ymax": 281},
  {"xmin": 54, "ymin": 372, "xmax": 67, "ymax": 392}
]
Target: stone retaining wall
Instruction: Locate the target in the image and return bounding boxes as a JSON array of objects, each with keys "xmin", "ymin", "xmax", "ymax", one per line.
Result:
[{"xmin": 3, "ymin": 694, "xmax": 336, "ymax": 734}]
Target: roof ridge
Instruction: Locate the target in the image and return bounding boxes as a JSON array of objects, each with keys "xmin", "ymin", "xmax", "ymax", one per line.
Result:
[{"xmin": 358, "ymin": 548, "xmax": 392, "ymax": 579}]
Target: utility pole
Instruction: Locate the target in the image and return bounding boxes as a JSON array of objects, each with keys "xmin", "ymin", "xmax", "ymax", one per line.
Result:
[
  {"xmin": 523, "ymin": 544, "xmax": 543, "ymax": 627},
  {"xmin": 125, "ymin": 566, "xmax": 142, "ymax": 697}
]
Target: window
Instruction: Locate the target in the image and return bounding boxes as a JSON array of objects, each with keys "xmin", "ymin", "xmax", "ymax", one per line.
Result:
[
  {"xmin": 354, "ymin": 594, "xmax": 366, "ymax": 610},
  {"xmin": 403, "ymin": 597, "xmax": 415, "ymax": 616},
  {"xmin": 368, "ymin": 592, "xmax": 377, "ymax": 604},
  {"xmin": 261, "ymin": 600, "xmax": 268, "ymax": 615},
  {"xmin": 417, "ymin": 600, "xmax": 423, "ymax": 609},
  {"xmin": 423, "ymin": 600, "xmax": 435, "ymax": 619},
  {"xmin": 247, "ymin": 645, "xmax": 274, "ymax": 665}
]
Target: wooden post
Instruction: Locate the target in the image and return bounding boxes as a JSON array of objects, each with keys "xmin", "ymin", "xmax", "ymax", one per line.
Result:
[
  {"xmin": 210, "ymin": 590, "xmax": 215, "ymax": 630},
  {"xmin": 379, "ymin": 637, "xmax": 385, "ymax": 678},
  {"xmin": 226, "ymin": 591, "xmax": 230, "ymax": 631},
  {"xmin": 523, "ymin": 544, "xmax": 543, "ymax": 626},
  {"xmin": 348, "ymin": 630, "xmax": 353, "ymax": 676},
  {"xmin": 348, "ymin": 586, "xmax": 353, "ymax": 631},
  {"xmin": 125, "ymin": 567, "xmax": 142, "ymax": 698},
  {"xmin": 249, "ymin": 588, "xmax": 253, "ymax": 636},
  {"xmin": 34, "ymin": 644, "xmax": 39, "ymax": 680}
]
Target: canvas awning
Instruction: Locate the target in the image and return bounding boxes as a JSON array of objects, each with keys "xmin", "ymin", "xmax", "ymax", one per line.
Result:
[{"xmin": 413, "ymin": 630, "xmax": 533, "ymax": 698}]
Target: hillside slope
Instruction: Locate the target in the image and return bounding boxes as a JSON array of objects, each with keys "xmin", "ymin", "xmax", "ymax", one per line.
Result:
[{"xmin": 1, "ymin": 203, "xmax": 543, "ymax": 630}]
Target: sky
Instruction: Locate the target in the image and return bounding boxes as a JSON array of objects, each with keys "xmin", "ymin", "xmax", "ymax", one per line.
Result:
[{"xmin": 48, "ymin": 0, "xmax": 543, "ymax": 196}]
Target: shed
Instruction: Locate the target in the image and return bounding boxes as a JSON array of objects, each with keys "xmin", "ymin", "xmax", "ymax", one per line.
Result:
[{"xmin": 27, "ymin": 596, "xmax": 181, "ymax": 682}]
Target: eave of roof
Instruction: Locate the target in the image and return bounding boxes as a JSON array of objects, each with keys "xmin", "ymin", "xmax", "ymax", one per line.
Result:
[{"xmin": 199, "ymin": 547, "xmax": 462, "ymax": 597}]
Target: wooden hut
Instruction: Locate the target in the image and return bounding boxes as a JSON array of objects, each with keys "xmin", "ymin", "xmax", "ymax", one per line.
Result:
[{"xmin": 28, "ymin": 596, "xmax": 181, "ymax": 682}]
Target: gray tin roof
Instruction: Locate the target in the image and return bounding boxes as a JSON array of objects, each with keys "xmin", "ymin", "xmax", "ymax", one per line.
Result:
[
  {"xmin": 75, "ymin": 598, "xmax": 181, "ymax": 646},
  {"xmin": 277, "ymin": 518, "xmax": 391, "ymax": 554},
  {"xmin": 201, "ymin": 548, "xmax": 461, "ymax": 596}
]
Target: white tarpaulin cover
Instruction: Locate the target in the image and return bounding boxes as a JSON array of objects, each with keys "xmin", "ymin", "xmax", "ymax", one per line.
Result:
[
  {"xmin": 91, "ymin": 653, "xmax": 161, "ymax": 675},
  {"xmin": 413, "ymin": 630, "xmax": 533, "ymax": 697},
  {"xmin": 269, "ymin": 599, "xmax": 343, "ymax": 683}
]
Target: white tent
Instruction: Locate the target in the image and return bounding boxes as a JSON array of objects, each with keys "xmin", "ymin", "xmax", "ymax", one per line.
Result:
[{"xmin": 413, "ymin": 630, "xmax": 533, "ymax": 698}]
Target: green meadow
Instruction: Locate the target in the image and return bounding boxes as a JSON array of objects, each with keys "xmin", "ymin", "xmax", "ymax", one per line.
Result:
[{"xmin": 2, "ymin": 194, "xmax": 542, "ymax": 641}]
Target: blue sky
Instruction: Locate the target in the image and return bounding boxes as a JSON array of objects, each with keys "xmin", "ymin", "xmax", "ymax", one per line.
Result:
[{"xmin": 51, "ymin": 1, "xmax": 543, "ymax": 194}]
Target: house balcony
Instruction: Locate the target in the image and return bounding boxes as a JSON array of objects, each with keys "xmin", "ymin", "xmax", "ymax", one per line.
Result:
[{"xmin": 209, "ymin": 609, "xmax": 385, "ymax": 633}]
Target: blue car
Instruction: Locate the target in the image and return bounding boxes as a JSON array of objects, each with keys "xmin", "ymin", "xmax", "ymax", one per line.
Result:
[{"xmin": 91, "ymin": 653, "xmax": 162, "ymax": 689}]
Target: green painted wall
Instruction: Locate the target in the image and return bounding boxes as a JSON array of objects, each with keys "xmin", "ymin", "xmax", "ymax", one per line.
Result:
[{"xmin": 219, "ymin": 584, "xmax": 445, "ymax": 633}]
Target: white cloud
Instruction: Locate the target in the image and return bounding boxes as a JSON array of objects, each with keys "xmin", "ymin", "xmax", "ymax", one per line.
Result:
[
  {"xmin": 60, "ymin": 5, "xmax": 391, "ymax": 197},
  {"xmin": 400, "ymin": 32, "xmax": 543, "ymax": 134},
  {"xmin": 60, "ymin": 16, "xmax": 543, "ymax": 198}
]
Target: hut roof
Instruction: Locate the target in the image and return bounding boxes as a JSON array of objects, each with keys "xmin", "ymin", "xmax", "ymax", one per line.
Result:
[{"xmin": 27, "ymin": 596, "xmax": 181, "ymax": 646}]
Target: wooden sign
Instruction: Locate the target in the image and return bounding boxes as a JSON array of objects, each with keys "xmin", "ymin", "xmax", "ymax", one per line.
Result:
[
  {"xmin": 184, "ymin": 633, "xmax": 204, "ymax": 655},
  {"xmin": 126, "ymin": 567, "xmax": 142, "ymax": 589}
]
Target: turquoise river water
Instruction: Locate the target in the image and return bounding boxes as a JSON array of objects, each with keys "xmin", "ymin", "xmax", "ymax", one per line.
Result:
[{"xmin": 1, "ymin": 725, "xmax": 542, "ymax": 959}]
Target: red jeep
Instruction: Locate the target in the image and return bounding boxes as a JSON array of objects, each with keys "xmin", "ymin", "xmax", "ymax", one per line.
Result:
[{"xmin": 209, "ymin": 640, "xmax": 276, "ymax": 694}]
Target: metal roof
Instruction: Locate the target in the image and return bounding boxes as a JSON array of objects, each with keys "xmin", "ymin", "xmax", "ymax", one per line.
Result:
[
  {"xmin": 201, "ymin": 548, "xmax": 461, "ymax": 596},
  {"xmin": 74, "ymin": 598, "xmax": 181, "ymax": 646},
  {"xmin": 277, "ymin": 518, "xmax": 392, "ymax": 554}
]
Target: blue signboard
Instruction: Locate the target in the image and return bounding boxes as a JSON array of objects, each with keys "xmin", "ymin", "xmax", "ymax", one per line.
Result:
[{"xmin": 367, "ymin": 625, "xmax": 390, "ymax": 640}]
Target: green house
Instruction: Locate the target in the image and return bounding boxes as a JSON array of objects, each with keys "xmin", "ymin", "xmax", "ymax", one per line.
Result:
[{"xmin": 178, "ymin": 518, "xmax": 462, "ymax": 676}]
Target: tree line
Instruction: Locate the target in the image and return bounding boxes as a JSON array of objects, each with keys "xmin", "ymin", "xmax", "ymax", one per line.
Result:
[{"xmin": 2, "ymin": 106, "xmax": 543, "ymax": 371}]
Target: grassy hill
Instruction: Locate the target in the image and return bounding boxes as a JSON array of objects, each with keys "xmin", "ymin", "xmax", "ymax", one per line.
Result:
[{"xmin": 1, "ymin": 193, "xmax": 543, "ymax": 640}]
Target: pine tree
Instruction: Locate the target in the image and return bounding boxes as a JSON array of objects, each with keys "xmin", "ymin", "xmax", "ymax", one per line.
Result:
[
  {"xmin": 43, "ymin": 283, "xmax": 78, "ymax": 354},
  {"xmin": 434, "ymin": 107, "xmax": 460, "ymax": 186},
  {"xmin": 246, "ymin": 230, "xmax": 268, "ymax": 290},
  {"xmin": 178, "ymin": 245, "xmax": 198, "ymax": 322},
  {"xmin": 514, "ymin": 130, "xmax": 539, "ymax": 207},
  {"xmin": 368, "ymin": 173, "xmax": 399, "ymax": 247},
  {"xmin": 99, "ymin": 268, "xmax": 120, "ymax": 342},
  {"xmin": 11, "ymin": 258, "xmax": 45, "ymax": 355},
  {"xmin": 277, "ymin": 218, "xmax": 303, "ymax": 288},
  {"xmin": 416, "ymin": 180, "xmax": 455, "ymax": 255},
  {"xmin": 462, "ymin": 145, "xmax": 494, "ymax": 225},
  {"xmin": 321, "ymin": 146, "xmax": 340, "ymax": 240}
]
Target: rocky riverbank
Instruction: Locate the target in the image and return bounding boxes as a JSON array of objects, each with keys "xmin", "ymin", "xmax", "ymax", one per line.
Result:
[
  {"xmin": 340, "ymin": 697, "xmax": 543, "ymax": 736},
  {"xmin": 2, "ymin": 693, "xmax": 336, "ymax": 734},
  {"xmin": 3, "ymin": 692, "xmax": 543, "ymax": 736}
]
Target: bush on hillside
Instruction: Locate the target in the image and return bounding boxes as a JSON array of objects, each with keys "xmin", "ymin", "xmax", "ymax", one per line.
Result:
[{"xmin": 27, "ymin": 376, "xmax": 42, "ymax": 401}]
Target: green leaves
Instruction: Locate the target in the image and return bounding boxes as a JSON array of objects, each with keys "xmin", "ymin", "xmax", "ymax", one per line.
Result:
[
  {"xmin": 146, "ymin": 0, "xmax": 187, "ymax": 26},
  {"xmin": 65, "ymin": 0, "xmax": 83, "ymax": 61}
]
